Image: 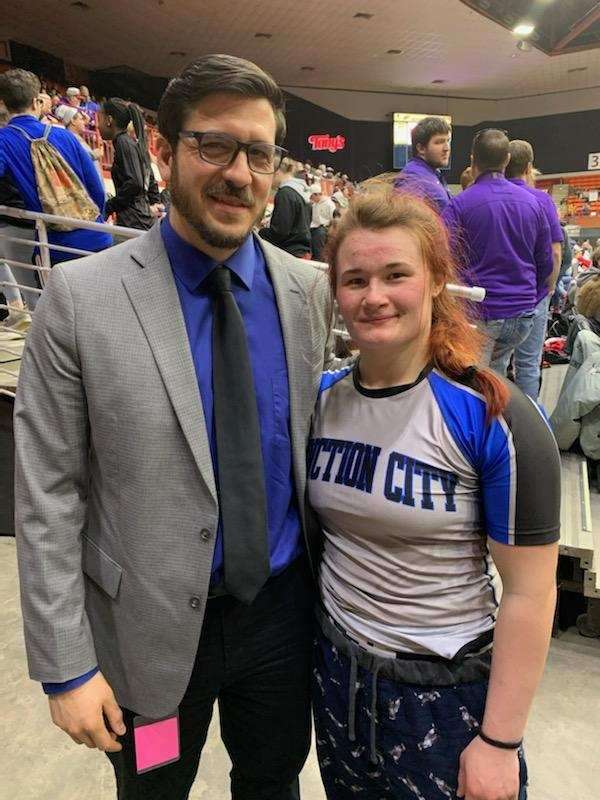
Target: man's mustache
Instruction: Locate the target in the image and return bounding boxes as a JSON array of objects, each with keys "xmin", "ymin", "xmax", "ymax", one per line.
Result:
[{"xmin": 204, "ymin": 181, "xmax": 254, "ymax": 208}]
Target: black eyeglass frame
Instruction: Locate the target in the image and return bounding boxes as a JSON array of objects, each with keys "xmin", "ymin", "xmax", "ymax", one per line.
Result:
[{"xmin": 178, "ymin": 130, "xmax": 288, "ymax": 174}]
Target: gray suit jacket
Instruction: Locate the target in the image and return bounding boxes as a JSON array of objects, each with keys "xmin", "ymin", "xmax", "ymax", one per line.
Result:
[{"xmin": 14, "ymin": 223, "xmax": 333, "ymax": 717}]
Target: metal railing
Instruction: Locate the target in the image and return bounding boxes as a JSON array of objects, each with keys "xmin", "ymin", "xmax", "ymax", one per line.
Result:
[
  {"xmin": 0, "ymin": 205, "xmax": 142, "ymax": 290},
  {"xmin": 0, "ymin": 207, "xmax": 144, "ymax": 397},
  {"xmin": 0, "ymin": 205, "xmax": 486, "ymax": 392}
]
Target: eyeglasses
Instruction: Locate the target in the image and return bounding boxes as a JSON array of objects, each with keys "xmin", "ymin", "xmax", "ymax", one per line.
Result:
[{"xmin": 179, "ymin": 131, "xmax": 287, "ymax": 174}]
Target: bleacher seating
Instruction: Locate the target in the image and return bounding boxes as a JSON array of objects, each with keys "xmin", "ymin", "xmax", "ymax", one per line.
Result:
[{"xmin": 540, "ymin": 365, "xmax": 600, "ymax": 600}]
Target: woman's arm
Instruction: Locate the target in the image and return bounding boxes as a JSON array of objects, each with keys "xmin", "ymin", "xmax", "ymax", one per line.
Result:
[{"xmin": 458, "ymin": 540, "xmax": 558, "ymax": 800}]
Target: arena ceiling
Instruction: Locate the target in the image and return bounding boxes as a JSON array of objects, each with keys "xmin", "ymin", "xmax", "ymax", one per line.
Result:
[{"xmin": 3, "ymin": 0, "xmax": 600, "ymax": 100}]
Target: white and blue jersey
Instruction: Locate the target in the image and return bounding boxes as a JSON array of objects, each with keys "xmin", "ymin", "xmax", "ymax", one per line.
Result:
[{"xmin": 308, "ymin": 364, "xmax": 561, "ymax": 659}]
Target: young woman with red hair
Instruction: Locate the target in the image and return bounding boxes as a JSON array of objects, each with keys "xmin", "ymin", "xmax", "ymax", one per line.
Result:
[{"xmin": 308, "ymin": 187, "xmax": 560, "ymax": 800}]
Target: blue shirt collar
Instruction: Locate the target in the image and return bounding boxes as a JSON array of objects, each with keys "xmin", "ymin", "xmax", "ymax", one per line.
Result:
[{"xmin": 160, "ymin": 213, "xmax": 257, "ymax": 292}]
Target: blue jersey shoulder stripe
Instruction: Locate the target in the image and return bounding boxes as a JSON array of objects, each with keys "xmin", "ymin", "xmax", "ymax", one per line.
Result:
[
  {"xmin": 427, "ymin": 371, "xmax": 487, "ymax": 466},
  {"xmin": 428, "ymin": 370, "xmax": 514, "ymax": 545},
  {"xmin": 319, "ymin": 366, "xmax": 353, "ymax": 396}
]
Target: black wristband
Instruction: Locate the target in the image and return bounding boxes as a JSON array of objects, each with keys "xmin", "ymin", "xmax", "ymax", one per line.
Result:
[{"xmin": 478, "ymin": 730, "xmax": 523, "ymax": 750}]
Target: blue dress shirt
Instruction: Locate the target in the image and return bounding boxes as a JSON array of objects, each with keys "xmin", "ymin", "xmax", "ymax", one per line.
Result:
[{"xmin": 42, "ymin": 215, "xmax": 302, "ymax": 694}]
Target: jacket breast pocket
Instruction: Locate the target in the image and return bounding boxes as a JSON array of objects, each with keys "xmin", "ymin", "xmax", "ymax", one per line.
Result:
[{"xmin": 81, "ymin": 533, "xmax": 123, "ymax": 599}]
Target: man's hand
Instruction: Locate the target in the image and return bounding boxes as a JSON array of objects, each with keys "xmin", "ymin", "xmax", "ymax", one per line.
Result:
[
  {"xmin": 48, "ymin": 671, "xmax": 126, "ymax": 752},
  {"xmin": 457, "ymin": 735, "xmax": 520, "ymax": 800}
]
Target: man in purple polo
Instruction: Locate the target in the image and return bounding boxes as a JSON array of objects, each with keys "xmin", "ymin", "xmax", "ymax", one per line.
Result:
[
  {"xmin": 442, "ymin": 129, "xmax": 553, "ymax": 369},
  {"xmin": 393, "ymin": 116, "xmax": 452, "ymax": 213},
  {"xmin": 505, "ymin": 139, "xmax": 563, "ymax": 399}
]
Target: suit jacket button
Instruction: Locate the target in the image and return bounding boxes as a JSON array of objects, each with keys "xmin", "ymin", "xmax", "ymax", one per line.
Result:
[
  {"xmin": 189, "ymin": 596, "xmax": 201, "ymax": 609},
  {"xmin": 200, "ymin": 528, "xmax": 212, "ymax": 541}
]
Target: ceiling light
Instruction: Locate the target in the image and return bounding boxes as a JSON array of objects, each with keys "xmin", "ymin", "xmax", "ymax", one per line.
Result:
[
  {"xmin": 354, "ymin": 12, "xmax": 374, "ymax": 19},
  {"xmin": 513, "ymin": 23, "xmax": 534, "ymax": 37}
]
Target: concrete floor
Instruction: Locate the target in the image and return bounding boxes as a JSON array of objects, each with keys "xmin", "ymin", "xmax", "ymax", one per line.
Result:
[{"xmin": 2, "ymin": 496, "xmax": 600, "ymax": 799}]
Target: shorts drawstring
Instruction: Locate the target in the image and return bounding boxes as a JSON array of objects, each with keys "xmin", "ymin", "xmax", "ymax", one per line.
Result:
[
  {"xmin": 347, "ymin": 652, "xmax": 358, "ymax": 742},
  {"xmin": 369, "ymin": 663, "xmax": 381, "ymax": 764}
]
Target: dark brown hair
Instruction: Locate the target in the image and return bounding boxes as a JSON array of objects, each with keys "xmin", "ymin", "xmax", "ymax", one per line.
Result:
[
  {"xmin": 324, "ymin": 186, "xmax": 510, "ymax": 418},
  {"xmin": 471, "ymin": 129, "xmax": 510, "ymax": 173},
  {"xmin": 411, "ymin": 116, "xmax": 451, "ymax": 152},
  {"xmin": 505, "ymin": 139, "xmax": 534, "ymax": 179},
  {"xmin": 157, "ymin": 54, "xmax": 286, "ymax": 150},
  {"xmin": 0, "ymin": 69, "xmax": 41, "ymax": 113}
]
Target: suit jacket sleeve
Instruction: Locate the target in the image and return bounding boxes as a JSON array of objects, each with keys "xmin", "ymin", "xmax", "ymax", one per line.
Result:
[{"xmin": 14, "ymin": 265, "xmax": 98, "ymax": 683}]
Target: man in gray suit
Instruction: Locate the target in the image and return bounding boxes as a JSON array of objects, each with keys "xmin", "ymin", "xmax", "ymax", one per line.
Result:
[{"xmin": 14, "ymin": 54, "xmax": 332, "ymax": 799}]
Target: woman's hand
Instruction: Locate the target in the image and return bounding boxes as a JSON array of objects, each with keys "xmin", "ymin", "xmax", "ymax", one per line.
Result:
[{"xmin": 457, "ymin": 735, "xmax": 520, "ymax": 800}]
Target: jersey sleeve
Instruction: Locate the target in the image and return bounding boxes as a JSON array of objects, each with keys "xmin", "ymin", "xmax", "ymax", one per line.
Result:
[{"xmin": 480, "ymin": 384, "xmax": 561, "ymax": 546}]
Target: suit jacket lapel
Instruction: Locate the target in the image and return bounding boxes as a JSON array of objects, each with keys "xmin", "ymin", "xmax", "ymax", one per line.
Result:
[{"xmin": 121, "ymin": 225, "xmax": 217, "ymax": 503}]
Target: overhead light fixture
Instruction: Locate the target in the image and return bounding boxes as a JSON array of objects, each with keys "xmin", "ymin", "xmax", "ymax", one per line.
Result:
[{"xmin": 513, "ymin": 23, "xmax": 534, "ymax": 37}]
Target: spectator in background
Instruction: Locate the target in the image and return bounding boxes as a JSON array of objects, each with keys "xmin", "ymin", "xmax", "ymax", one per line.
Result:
[
  {"xmin": 442, "ymin": 129, "xmax": 553, "ymax": 370},
  {"xmin": 504, "ymin": 139, "xmax": 563, "ymax": 399},
  {"xmin": 260, "ymin": 156, "xmax": 311, "ymax": 257},
  {"xmin": 97, "ymin": 97, "xmax": 162, "ymax": 230},
  {"xmin": 36, "ymin": 91, "xmax": 56, "ymax": 125},
  {"xmin": 309, "ymin": 182, "xmax": 335, "ymax": 261},
  {"xmin": 0, "ymin": 106, "xmax": 39, "ymax": 310},
  {"xmin": 79, "ymin": 85, "xmax": 99, "ymax": 127},
  {"xmin": 0, "ymin": 69, "xmax": 111, "ymax": 265},
  {"xmin": 55, "ymin": 105, "xmax": 104, "ymax": 181},
  {"xmin": 394, "ymin": 116, "xmax": 452, "ymax": 213},
  {"xmin": 64, "ymin": 87, "xmax": 81, "ymax": 108}
]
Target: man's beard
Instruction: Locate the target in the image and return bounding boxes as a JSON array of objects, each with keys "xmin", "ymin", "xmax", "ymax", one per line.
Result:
[{"xmin": 170, "ymin": 160, "xmax": 263, "ymax": 250}]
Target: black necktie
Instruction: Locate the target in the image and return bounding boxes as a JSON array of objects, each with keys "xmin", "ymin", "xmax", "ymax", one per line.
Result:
[{"xmin": 205, "ymin": 265, "xmax": 270, "ymax": 604}]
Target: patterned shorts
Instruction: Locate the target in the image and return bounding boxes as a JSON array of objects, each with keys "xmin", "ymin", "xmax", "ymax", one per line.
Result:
[{"xmin": 313, "ymin": 620, "xmax": 528, "ymax": 800}]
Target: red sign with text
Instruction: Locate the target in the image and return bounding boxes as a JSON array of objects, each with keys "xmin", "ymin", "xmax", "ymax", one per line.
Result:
[{"xmin": 308, "ymin": 134, "xmax": 346, "ymax": 153}]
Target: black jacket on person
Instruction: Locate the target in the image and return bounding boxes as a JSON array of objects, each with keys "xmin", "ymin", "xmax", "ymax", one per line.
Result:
[
  {"xmin": 0, "ymin": 173, "xmax": 35, "ymax": 229},
  {"xmin": 259, "ymin": 181, "xmax": 311, "ymax": 257},
  {"xmin": 105, "ymin": 131, "xmax": 160, "ymax": 230}
]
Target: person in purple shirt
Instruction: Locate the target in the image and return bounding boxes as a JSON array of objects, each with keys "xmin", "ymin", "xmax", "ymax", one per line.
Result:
[
  {"xmin": 505, "ymin": 139, "xmax": 563, "ymax": 399},
  {"xmin": 393, "ymin": 116, "xmax": 453, "ymax": 213},
  {"xmin": 442, "ymin": 129, "xmax": 553, "ymax": 370}
]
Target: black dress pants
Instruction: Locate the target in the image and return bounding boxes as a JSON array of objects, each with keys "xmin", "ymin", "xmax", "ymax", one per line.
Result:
[{"xmin": 106, "ymin": 557, "xmax": 315, "ymax": 800}]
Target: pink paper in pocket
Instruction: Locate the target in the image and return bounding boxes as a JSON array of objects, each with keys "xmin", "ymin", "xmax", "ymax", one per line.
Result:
[{"xmin": 133, "ymin": 710, "xmax": 180, "ymax": 774}]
